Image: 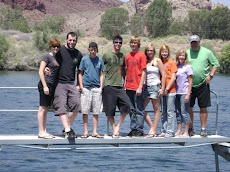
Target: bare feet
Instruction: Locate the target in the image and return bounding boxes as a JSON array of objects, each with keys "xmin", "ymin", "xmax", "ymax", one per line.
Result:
[
  {"xmin": 175, "ymin": 131, "xmax": 182, "ymax": 137},
  {"xmin": 181, "ymin": 133, "xmax": 189, "ymax": 137},
  {"xmin": 146, "ymin": 129, "xmax": 157, "ymax": 138}
]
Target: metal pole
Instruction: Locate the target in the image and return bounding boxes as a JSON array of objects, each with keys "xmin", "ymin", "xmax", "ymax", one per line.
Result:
[
  {"xmin": 106, "ymin": 116, "xmax": 109, "ymax": 136},
  {"xmin": 214, "ymin": 145, "xmax": 220, "ymax": 172},
  {"xmin": 210, "ymin": 91, "xmax": 219, "ymax": 135}
]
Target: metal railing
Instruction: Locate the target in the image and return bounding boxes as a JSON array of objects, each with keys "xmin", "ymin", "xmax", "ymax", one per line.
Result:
[{"xmin": 0, "ymin": 87, "xmax": 219, "ymax": 135}]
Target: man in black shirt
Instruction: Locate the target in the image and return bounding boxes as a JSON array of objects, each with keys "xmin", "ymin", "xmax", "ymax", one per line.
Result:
[{"xmin": 53, "ymin": 32, "xmax": 83, "ymax": 139}]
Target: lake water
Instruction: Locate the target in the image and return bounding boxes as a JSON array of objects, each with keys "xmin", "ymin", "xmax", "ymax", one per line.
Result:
[{"xmin": 0, "ymin": 71, "xmax": 229, "ymax": 172}]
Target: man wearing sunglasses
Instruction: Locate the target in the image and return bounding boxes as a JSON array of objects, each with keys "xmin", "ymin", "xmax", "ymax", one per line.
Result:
[{"xmin": 102, "ymin": 35, "xmax": 130, "ymax": 138}]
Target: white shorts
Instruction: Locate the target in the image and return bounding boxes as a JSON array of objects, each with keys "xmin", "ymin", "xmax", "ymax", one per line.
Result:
[{"xmin": 81, "ymin": 87, "xmax": 103, "ymax": 114}]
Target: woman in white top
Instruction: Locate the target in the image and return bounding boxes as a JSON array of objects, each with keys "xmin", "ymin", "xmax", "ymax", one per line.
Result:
[{"xmin": 144, "ymin": 44, "xmax": 165, "ymax": 137}]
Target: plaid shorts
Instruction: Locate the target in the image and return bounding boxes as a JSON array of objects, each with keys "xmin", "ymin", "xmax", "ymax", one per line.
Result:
[{"xmin": 81, "ymin": 87, "xmax": 103, "ymax": 114}]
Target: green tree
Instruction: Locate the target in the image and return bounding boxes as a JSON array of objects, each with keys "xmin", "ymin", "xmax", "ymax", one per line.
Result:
[
  {"xmin": 169, "ymin": 18, "xmax": 188, "ymax": 35},
  {"xmin": 145, "ymin": 0, "xmax": 172, "ymax": 38},
  {"xmin": 0, "ymin": 5, "xmax": 31, "ymax": 33},
  {"xmin": 0, "ymin": 34, "xmax": 9, "ymax": 68},
  {"xmin": 219, "ymin": 44, "xmax": 230, "ymax": 74},
  {"xmin": 34, "ymin": 16, "xmax": 65, "ymax": 34},
  {"xmin": 187, "ymin": 10, "xmax": 210, "ymax": 38},
  {"xmin": 129, "ymin": 14, "xmax": 144, "ymax": 36},
  {"xmin": 208, "ymin": 7, "xmax": 230, "ymax": 40},
  {"xmin": 100, "ymin": 7, "xmax": 129, "ymax": 39}
]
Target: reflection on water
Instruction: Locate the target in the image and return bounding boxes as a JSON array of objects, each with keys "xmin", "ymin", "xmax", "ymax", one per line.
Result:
[{"xmin": 0, "ymin": 71, "xmax": 230, "ymax": 172}]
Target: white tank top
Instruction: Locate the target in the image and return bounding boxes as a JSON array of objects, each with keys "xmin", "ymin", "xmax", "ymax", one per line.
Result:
[{"xmin": 146, "ymin": 65, "xmax": 161, "ymax": 86}]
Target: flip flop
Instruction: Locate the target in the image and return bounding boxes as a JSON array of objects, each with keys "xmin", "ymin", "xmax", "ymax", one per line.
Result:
[
  {"xmin": 145, "ymin": 133, "xmax": 157, "ymax": 138},
  {"xmin": 38, "ymin": 133, "xmax": 54, "ymax": 139},
  {"xmin": 92, "ymin": 134, "xmax": 103, "ymax": 138},
  {"xmin": 112, "ymin": 134, "xmax": 119, "ymax": 138},
  {"xmin": 81, "ymin": 134, "xmax": 89, "ymax": 138}
]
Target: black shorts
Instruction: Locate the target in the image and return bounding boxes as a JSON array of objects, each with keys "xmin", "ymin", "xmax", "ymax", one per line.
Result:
[
  {"xmin": 102, "ymin": 86, "xmax": 130, "ymax": 116},
  {"xmin": 190, "ymin": 82, "xmax": 211, "ymax": 108},
  {"xmin": 38, "ymin": 82, "xmax": 55, "ymax": 107}
]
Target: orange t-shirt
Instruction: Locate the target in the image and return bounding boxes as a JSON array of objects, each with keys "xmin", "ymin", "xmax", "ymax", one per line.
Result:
[
  {"xmin": 125, "ymin": 51, "xmax": 147, "ymax": 91},
  {"xmin": 163, "ymin": 59, "xmax": 177, "ymax": 93}
]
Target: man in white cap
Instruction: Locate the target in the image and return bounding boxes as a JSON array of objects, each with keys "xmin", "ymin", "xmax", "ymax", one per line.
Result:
[{"xmin": 187, "ymin": 35, "xmax": 220, "ymax": 137}]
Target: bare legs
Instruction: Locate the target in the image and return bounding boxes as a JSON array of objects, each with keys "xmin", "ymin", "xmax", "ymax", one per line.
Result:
[
  {"xmin": 37, "ymin": 106, "xmax": 49, "ymax": 135},
  {"xmin": 59, "ymin": 111, "xmax": 78, "ymax": 130},
  {"xmin": 189, "ymin": 107, "xmax": 208, "ymax": 129},
  {"xmin": 175, "ymin": 123, "xmax": 189, "ymax": 137},
  {"xmin": 144, "ymin": 98, "xmax": 161, "ymax": 136},
  {"xmin": 108, "ymin": 113, "xmax": 127, "ymax": 136},
  {"xmin": 82, "ymin": 114, "xmax": 102, "ymax": 138}
]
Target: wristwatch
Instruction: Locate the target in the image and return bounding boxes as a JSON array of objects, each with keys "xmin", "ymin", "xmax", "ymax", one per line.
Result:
[{"xmin": 209, "ymin": 74, "xmax": 213, "ymax": 79}]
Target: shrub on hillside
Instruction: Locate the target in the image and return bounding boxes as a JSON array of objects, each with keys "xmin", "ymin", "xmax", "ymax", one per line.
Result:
[
  {"xmin": 0, "ymin": 5, "xmax": 31, "ymax": 33},
  {"xmin": 0, "ymin": 34, "xmax": 9, "ymax": 69},
  {"xmin": 219, "ymin": 44, "xmax": 230, "ymax": 74},
  {"xmin": 34, "ymin": 16, "xmax": 65, "ymax": 34},
  {"xmin": 33, "ymin": 30, "xmax": 61, "ymax": 51}
]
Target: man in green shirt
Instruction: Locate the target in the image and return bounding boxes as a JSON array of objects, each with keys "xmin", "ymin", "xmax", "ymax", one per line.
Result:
[
  {"xmin": 102, "ymin": 35, "xmax": 130, "ymax": 138},
  {"xmin": 187, "ymin": 35, "xmax": 220, "ymax": 137}
]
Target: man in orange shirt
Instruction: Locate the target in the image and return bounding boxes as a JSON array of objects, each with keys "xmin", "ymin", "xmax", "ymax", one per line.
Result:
[{"xmin": 125, "ymin": 36, "xmax": 147, "ymax": 137}]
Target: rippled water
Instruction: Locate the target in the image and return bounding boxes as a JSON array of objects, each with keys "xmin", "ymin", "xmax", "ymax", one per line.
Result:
[{"xmin": 0, "ymin": 71, "xmax": 229, "ymax": 172}]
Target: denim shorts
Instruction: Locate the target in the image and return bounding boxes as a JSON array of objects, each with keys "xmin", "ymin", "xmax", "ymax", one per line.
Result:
[
  {"xmin": 81, "ymin": 87, "xmax": 103, "ymax": 114},
  {"xmin": 143, "ymin": 85, "xmax": 161, "ymax": 99}
]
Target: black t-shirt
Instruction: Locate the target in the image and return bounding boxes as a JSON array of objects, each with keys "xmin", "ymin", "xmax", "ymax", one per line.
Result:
[{"xmin": 56, "ymin": 45, "xmax": 83, "ymax": 84}]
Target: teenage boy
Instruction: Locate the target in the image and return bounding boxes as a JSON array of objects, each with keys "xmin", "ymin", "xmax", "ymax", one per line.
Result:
[
  {"xmin": 78, "ymin": 42, "xmax": 105, "ymax": 138},
  {"xmin": 102, "ymin": 35, "xmax": 130, "ymax": 138},
  {"xmin": 125, "ymin": 36, "xmax": 147, "ymax": 137}
]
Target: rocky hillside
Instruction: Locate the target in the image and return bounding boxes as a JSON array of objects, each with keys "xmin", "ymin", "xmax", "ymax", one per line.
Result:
[
  {"xmin": 121, "ymin": 0, "xmax": 225, "ymax": 19},
  {"xmin": 0, "ymin": 0, "xmax": 226, "ymax": 36}
]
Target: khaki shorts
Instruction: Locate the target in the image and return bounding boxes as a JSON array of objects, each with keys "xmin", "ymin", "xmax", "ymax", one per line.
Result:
[
  {"xmin": 81, "ymin": 87, "xmax": 103, "ymax": 114},
  {"xmin": 53, "ymin": 83, "xmax": 81, "ymax": 115}
]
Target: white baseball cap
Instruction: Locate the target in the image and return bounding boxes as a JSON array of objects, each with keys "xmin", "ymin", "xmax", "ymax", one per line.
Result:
[{"xmin": 189, "ymin": 35, "xmax": 200, "ymax": 43}]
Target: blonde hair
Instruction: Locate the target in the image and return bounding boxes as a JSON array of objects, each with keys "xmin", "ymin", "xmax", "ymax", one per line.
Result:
[
  {"xmin": 145, "ymin": 44, "xmax": 156, "ymax": 61},
  {"xmin": 159, "ymin": 44, "xmax": 170, "ymax": 61},
  {"xmin": 175, "ymin": 49, "xmax": 188, "ymax": 65},
  {"xmin": 130, "ymin": 35, "xmax": 141, "ymax": 48}
]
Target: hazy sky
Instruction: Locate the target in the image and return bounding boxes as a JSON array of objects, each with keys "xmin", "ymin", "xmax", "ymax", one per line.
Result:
[{"xmin": 120, "ymin": 0, "xmax": 230, "ymax": 8}]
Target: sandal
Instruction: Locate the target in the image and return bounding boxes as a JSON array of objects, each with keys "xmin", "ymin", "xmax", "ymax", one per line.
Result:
[
  {"xmin": 146, "ymin": 133, "xmax": 157, "ymax": 138},
  {"xmin": 112, "ymin": 134, "xmax": 119, "ymax": 138},
  {"xmin": 38, "ymin": 133, "xmax": 54, "ymax": 139},
  {"xmin": 92, "ymin": 134, "xmax": 103, "ymax": 138},
  {"xmin": 81, "ymin": 134, "xmax": 89, "ymax": 138}
]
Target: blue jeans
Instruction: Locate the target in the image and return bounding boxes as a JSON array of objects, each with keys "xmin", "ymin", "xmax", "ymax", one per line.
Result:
[
  {"xmin": 161, "ymin": 94, "xmax": 176, "ymax": 135},
  {"xmin": 175, "ymin": 94, "xmax": 190, "ymax": 124},
  {"xmin": 126, "ymin": 90, "xmax": 144, "ymax": 132}
]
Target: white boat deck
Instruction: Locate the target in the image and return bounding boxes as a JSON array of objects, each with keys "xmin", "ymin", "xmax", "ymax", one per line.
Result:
[{"xmin": 0, "ymin": 134, "xmax": 229, "ymax": 146}]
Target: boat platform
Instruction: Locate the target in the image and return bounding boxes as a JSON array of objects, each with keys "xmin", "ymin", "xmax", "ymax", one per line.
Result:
[
  {"xmin": 0, "ymin": 134, "xmax": 229, "ymax": 148},
  {"xmin": 1, "ymin": 88, "xmax": 230, "ymax": 171}
]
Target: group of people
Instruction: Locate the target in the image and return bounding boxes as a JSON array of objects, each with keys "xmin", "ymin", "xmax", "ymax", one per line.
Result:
[{"xmin": 37, "ymin": 32, "xmax": 220, "ymax": 139}]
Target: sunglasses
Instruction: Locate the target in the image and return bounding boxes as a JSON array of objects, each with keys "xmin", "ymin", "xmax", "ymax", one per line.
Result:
[
  {"xmin": 114, "ymin": 41, "xmax": 122, "ymax": 44},
  {"xmin": 52, "ymin": 45, "xmax": 60, "ymax": 48}
]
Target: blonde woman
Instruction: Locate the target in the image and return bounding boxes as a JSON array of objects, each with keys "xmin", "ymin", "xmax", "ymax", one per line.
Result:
[
  {"xmin": 144, "ymin": 44, "xmax": 165, "ymax": 137},
  {"xmin": 175, "ymin": 50, "xmax": 193, "ymax": 137},
  {"xmin": 159, "ymin": 45, "xmax": 177, "ymax": 137}
]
